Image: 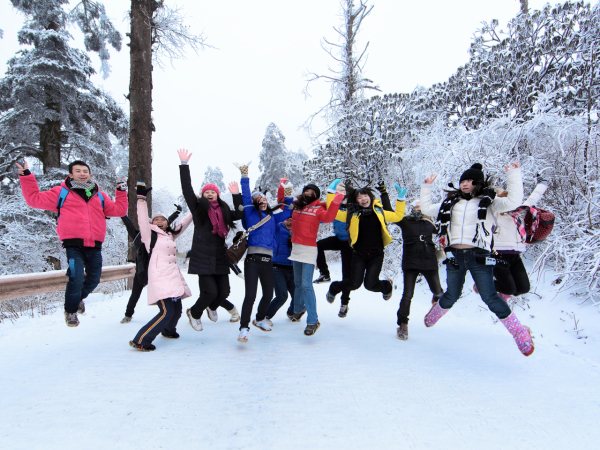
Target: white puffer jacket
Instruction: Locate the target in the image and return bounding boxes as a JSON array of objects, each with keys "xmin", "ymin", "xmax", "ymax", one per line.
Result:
[
  {"xmin": 493, "ymin": 182, "xmax": 548, "ymax": 252},
  {"xmin": 420, "ymin": 167, "xmax": 523, "ymax": 252}
]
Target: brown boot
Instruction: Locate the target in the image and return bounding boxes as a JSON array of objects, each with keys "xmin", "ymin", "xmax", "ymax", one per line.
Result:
[{"xmin": 396, "ymin": 323, "xmax": 408, "ymax": 340}]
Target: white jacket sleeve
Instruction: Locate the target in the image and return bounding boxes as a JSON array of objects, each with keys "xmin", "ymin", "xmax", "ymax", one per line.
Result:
[
  {"xmin": 492, "ymin": 167, "xmax": 523, "ymax": 214},
  {"xmin": 419, "ymin": 183, "xmax": 441, "ymax": 219},
  {"xmin": 523, "ymin": 183, "xmax": 548, "ymax": 207}
]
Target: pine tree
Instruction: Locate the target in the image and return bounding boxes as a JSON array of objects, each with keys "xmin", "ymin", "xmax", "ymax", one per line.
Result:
[{"xmin": 201, "ymin": 166, "xmax": 226, "ymax": 193}]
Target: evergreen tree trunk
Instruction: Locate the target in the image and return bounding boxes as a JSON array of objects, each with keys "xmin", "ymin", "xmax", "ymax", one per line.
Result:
[
  {"xmin": 128, "ymin": 0, "xmax": 156, "ymax": 225},
  {"xmin": 519, "ymin": 0, "xmax": 529, "ymax": 15},
  {"xmin": 39, "ymin": 118, "xmax": 61, "ymax": 173}
]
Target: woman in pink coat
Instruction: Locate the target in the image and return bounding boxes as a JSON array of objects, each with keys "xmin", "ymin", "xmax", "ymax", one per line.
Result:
[{"xmin": 129, "ymin": 184, "xmax": 193, "ymax": 351}]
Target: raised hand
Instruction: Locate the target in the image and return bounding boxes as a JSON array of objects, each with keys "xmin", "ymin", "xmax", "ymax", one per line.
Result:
[
  {"xmin": 504, "ymin": 161, "xmax": 521, "ymax": 171},
  {"xmin": 15, "ymin": 161, "xmax": 29, "ymax": 176},
  {"xmin": 327, "ymin": 178, "xmax": 342, "ymax": 193},
  {"xmin": 424, "ymin": 174, "xmax": 437, "ymax": 184},
  {"xmin": 228, "ymin": 181, "xmax": 240, "ymax": 194},
  {"xmin": 393, "ymin": 183, "xmax": 408, "ymax": 200},
  {"xmin": 177, "ymin": 148, "xmax": 192, "ymax": 164},
  {"xmin": 116, "ymin": 178, "xmax": 128, "ymax": 191},
  {"xmin": 136, "ymin": 182, "xmax": 152, "ymax": 198}
]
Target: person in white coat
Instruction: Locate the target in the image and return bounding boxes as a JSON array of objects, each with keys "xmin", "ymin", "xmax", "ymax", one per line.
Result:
[
  {"xmin": 492, "ymin": 175, "xmax": 549, "ymax": 300},
  {"xmin": 420, "ymin": 162, "xmax": 535, "ymax": 357},
  {"xmin": 129, "ymin": 184, "xmax": 193, "ymax": 351}
]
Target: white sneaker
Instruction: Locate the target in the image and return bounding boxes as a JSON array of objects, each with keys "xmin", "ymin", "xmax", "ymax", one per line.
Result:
[
  {"xmin": 229, "ymin": 307, "xmax": 241, "ymax": 322},
  {"xmin": 186, "ymin": 308, "xmax": 203, "ymax": 331},
  {"xmin": 207, "ymin": 308, "xmax": 218, "ymax": 322},
  {"xmin": 252, "ymin": 319, "xmax": 272, "ymax": 332},
  {"xmin": 264, "ymin": 317, "xmax": 273, "ymax": 327},
  {"xmin": 238, "ymin": 327, "xmax": 250, "ymax": 343}
]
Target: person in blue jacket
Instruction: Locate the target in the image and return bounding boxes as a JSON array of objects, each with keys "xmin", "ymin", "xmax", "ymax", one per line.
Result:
[
  {"xmin": 236, "ymin": 164, "xmax": 288, "ymax": 343},
  {"xmin": 264, "ymin": 181, "xmax": 298, "ymax": 322}
]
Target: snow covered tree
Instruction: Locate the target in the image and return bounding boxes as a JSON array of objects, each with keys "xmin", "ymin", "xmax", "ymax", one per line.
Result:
[
  {"xmin": 256, "ymin": 123, "xmax": 307, "ymax": 194},
  {"xmin": 0, "ymin": 0, "xmax": 126, "ymax": 182},
  {"xmin": 201, "ymin": 166, "xmax": 226, "ymax": 193}
]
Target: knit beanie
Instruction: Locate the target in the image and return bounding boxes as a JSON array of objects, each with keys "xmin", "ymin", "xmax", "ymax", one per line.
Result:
[
  {"xmin": 201, "ymin": 183, "xmax": 220, "ymax": 195},
  {"xmin": 302, "ymin": 183, "xmax": 321, "ymax": 199},
  {"xmin": 459, "ymin": 163, "xmax": 484, "ymax": 184},
  {"xmin": 151, "ymin": 212, "xmax": 168, "ymax": 221}
]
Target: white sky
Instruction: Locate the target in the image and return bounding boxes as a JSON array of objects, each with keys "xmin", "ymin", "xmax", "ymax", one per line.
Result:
[{"xmin": 0, "ymin": 0, "xmax": 570, "ymax": 191}]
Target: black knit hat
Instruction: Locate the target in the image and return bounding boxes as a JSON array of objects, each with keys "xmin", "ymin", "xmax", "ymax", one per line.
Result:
[
  {"xmin": 302, "ymin": 183, "xmax": 321, "ymax": 199},
  {"xmin": 459, "ymin": 163, "xmax": 484, "ymax": 184}
]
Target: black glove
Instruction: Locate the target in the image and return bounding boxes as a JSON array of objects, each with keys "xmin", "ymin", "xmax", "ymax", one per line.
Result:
[
  {"xmin": 174, "ymin": 204, "xmax": 182, "ymax": 212},
  {"xmin": 116, "ymin": 180, "xmax": 128, "ymax": 191},
  {"xmin": 376, "ymin": 180, "xmax": 387, "ymax": 194},
  {"xmin": 481, "ymin": 187, "xmax": 496, "ymax": 200},
  {"xmin": 136, "ymin": 183, "xmax": 152, "ymax": 197}
]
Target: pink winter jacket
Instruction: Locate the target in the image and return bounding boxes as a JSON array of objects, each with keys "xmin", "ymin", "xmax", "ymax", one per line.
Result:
[
  {"xmin": 138, "ymin": 198, "xmax": 193, "ymax": 305},
  {"xmin": 20, "ymin": 173, "xmax": 128, "ymax": 247}
]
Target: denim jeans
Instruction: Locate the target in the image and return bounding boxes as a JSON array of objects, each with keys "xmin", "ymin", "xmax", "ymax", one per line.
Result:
[
  {"xmin": 65, "ymin": 247, "xmax": 103, "ymax": 313},
  {"xmin": 292, "ymin": 261, "xmax": 317, "ymax": 324},
  {"xmin": 266, "ymin": 264, "xmax": 295, "ymax": 319},
  {"xmin": 439, "ymin": 248, "xmax": 511, "ymax": 319}
]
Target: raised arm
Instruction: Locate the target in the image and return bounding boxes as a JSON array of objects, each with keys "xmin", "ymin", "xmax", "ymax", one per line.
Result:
[
  {"xmin": 101, "ymin": 180, "xmax": 128, "ymax": 217},
  {"xmin": 136, "ymin": 196, "xmax": 152, "ymax": 253},
  {"xmin": 317, "ymin": 193, "xmax": 344, "ymax": 223},
  {"xmin": 17, "ymin": 162, "xmax": 61, "ymax": 211},
  {"xmin": 492, "ymin": 163, "xmax": 523, "ymax": 213},
  {"xmin": 419, "ymin": 174, "xmax": 442, "ymax": 218},
  {"xmin": 121, "ymin": 216, "xmax": 139, "ymax": 240},
  {"xmin": 177, "ymin": 149, "xmax": 201, "ymax": 213}
]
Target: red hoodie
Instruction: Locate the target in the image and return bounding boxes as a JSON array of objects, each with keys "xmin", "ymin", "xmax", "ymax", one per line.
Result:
[
  {"xmin": 20, "ymin": 173, "xmax": 128, "ymax": 247},
  {"xmin": 291, "ymin": 194, "xmax": 344, "ymax": 246}
]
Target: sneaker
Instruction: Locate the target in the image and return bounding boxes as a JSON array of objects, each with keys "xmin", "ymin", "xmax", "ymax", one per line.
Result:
[
  {"xmin": 289, "ymin": 310, "xmax": 306, "ymax": 322},
  {"xmin": 304, "ymin": 322, "xmax": 321, "ymax": 336},
  {"xmin": 207, "ymin": 308, "xmax": 218, "ymax": 322},
  {"xmin": 264, "ymin": 317, "xmax": 273, "ymax": 327},
  {"xmin": 238, "ymin": 327, "xmax": 250, "ymax": 343},
  {"xmin": 161, "ymin": 331, "xmax": 180, "ymax": 339},
  {"xmin": 120, "ymin": 316, "xmax": 132, "ymax": 324},
  {"xmin": 77, "ymin": 301, "xmax": 85, "ymax": 314},
  {"xmin": 252, "ymin": 319, "xmax": 272, "ymax": 332},
  {"xmin": 313, "ymin": 274, "xmax": 331, "ymax": 284},
  {"xmin": 326, "ymin": 290, "xmax": 337, "ymax": 304},
  {"xmin": 186, "ymin": 308, "xmax": 203, "ymax": 331},
  {"xmin": 383, "ymin": 279, "xmax": 393, "ymax": 301},
  {"xmin": 129, "ymin": 340, "xmax": 156, "ymax": 352},
  {"xmin": 64, "ymin": 312, "xmax": 79, "ymax": 327},
  {"xmin": 397, "ymin": 323, "xmax": 409, "ymax": 341},
  {"xmin": 338, "ymin": 305, "xmax": 348, "ymax": 318},
  {"xmin": 228, "ymin": 307, "xmax": 241, "ymax": 322}
]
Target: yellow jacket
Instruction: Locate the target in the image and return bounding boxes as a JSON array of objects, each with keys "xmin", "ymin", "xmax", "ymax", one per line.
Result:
[{"xmin": 327, "ymin": 193, "xmax": 406, "ymax": 248}]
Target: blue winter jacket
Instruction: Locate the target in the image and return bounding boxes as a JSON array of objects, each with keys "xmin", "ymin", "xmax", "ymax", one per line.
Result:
[
  {"xmin": 332, "ymin": 203, "xmax": 350, "ymax": 241},
  {"xmin": 272, "ymin": 220, "xmax": 293, "ymax": 266}
]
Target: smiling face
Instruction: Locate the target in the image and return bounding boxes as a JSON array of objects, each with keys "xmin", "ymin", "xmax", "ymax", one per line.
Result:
[
  {"xmin": 253, "ymin": 194, "xmax": 268, "ymax": 210},
  {"xmin": 69, "ymin": 164, "xmax": 91, "ymax": 183},
  {"xmin": 356, "ymin": 192, "xmax": 372, "ymax": 208},
  {"xmin": 202, "ymin": 189, "xmax": 218, "ymax": 201},
  {"xmin": 152, "ymin": 216, "xmax": 168, "ymax": 231},
  {"xmin": 460, "ymin": 179, "xmax": 475, "ymax": 194}
]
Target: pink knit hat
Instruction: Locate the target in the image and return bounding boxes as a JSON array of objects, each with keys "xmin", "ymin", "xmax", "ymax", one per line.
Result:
[{"xmin": 201, "ymin": 183, "xmax": 220, "ymax": 195}]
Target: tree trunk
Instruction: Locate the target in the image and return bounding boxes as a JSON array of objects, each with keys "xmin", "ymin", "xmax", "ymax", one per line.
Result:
[
  {"xmin": 519, "ymin": 0, "xmax": 529, "ymax": 15},
  {"xmin": 39, "ymin": 118, "xmax": 61, "ymax": 173},
  {"xmin": 128, "ymin": 0, "xmax": 156, "ymax": 262}
]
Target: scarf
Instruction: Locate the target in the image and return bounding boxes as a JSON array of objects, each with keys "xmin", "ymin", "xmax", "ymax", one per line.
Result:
[
  {"xmin": 69, "ymin": 179, "xmax": 97, "ymax": 199},
  {"xmin": 436, "ymin": 190, "xmax": 495, "ymax": 245},
  {"xmin": 207, "ymin": 200, "xmax": 228, "ymax": 238}
]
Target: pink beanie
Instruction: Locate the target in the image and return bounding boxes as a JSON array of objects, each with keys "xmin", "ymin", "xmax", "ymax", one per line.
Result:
[{"xmin": 201, "ymin": 183, "xmax": 220, "ymax": 195}]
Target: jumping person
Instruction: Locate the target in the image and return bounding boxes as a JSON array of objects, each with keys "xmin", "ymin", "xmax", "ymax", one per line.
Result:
[
  {"xmin": 16, "ymin": 160, "xmax": 127, "ymax": 327},
  {"xmin": 177, "ymin": 149, "xmax": 243, "ymax": 332},
  {"xmin": 129, "ymin": 184, "xmax": 193, "ymax": 351},
  {"xmin": 420, "ymin": 162, "xmax": 535, "ymax": 357}
]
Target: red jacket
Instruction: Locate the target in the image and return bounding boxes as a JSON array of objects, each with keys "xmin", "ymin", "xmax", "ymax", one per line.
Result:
[
  {"xmin": 20, "ymin": 174, "xmax": 128, "ymax": 247},
  {"xmin": 291, "ymin": 194, "xmax": 344, "ymax": 247}
]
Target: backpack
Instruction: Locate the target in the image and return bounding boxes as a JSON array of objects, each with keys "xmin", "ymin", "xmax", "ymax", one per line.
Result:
[
  {"xmin": 56, "ymin": 186, "xmax": 105, "ymax": 220},
  {"xmin": 507, "ymin": 205, "xmax": 555, "ymax": 244},
  {"xmin": 133, "ymin": 230, "xmax": 158, "ymax": 281}
]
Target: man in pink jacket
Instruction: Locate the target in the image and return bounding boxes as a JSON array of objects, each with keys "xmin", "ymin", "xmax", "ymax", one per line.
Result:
[{"xmin": 16, "ymin": 160, "xmax": 128, "ymax": 327}]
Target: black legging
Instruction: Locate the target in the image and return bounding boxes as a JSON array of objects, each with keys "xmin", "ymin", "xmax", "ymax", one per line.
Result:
[
  {"xmin": 494, "ymin": 252, "xmax": 530, "ymax": 296},
  {"xmin": 189, "ymin": 274, "xmax": 231, "ymax": 319},
  {"xmin": 316, "ymin": 236, "xmax": 353, "ymax": 304},
  {"xmin": 124, "ymin": 271, "xmax": 146, "ymax": 318},
  {"xmin": 329, "ymin": 249, "xmax": 391, "ymax": 296},
  {"xmin": 240, "ymin": 254, "xmax": 274, "ymax": 329},
  {"xmin": 396, "ymin": 270, "xmax": 443, "ymax": 325}
]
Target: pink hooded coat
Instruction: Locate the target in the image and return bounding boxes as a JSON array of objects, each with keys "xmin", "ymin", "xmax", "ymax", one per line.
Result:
[{"xmin": 138, "ymin": 198, "xmax": 193, "ymax": 305}]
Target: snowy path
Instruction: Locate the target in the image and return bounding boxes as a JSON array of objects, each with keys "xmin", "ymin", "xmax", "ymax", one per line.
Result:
[{"xmin": 1, "ymin": 264, "xmax": 599, "ymax": 450}]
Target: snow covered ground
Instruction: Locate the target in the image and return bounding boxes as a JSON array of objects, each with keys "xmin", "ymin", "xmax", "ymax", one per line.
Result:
[{"xmin": 1, "ymin": 263, "xmax": 599, "ymax": 450}]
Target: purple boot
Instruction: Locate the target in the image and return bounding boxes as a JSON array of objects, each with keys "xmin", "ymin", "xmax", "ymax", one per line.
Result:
[
  {"xmin": 500, "ymin": 312, "xmax": 535, "ymax": 357},
  {"xmin": 424, "ymin": 302, "xmax": 449, "ymax": 327}
]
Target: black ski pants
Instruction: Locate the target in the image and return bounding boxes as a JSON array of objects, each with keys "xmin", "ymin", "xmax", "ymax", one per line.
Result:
[{"xmin": 396, "ymin": 269, "xmax": 443, "ymax": 325}]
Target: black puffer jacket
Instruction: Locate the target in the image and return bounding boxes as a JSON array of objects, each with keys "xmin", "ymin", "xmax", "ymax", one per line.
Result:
[
  {"xmin": 180, "ymin": 165, "xmax": 243, "ymax": 275},
  {"xmin": 399, "ymin": 215, "xmax": 438, "ymax": 271}
]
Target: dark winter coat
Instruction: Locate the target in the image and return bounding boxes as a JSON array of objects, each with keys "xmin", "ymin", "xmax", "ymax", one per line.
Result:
[
  {"xmin": 398, "ymin": 215, "xmax": 438, "ymax": 271},
  {"xmin": 180, "ymin": 165, "xmax": 243, "ymax": 275}
]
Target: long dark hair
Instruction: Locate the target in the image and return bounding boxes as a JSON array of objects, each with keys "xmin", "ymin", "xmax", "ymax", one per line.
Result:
[
  {"xmin": 444, "ymin": 176, "xmax": 493, "ymax": 199},
  {"xmin": 293, "ymin": 192, "xmax": 317, "ymax": 210}
]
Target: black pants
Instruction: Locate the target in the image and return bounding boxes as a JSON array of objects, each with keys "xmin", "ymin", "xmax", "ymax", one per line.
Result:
[
  {"xmin": 240, "ymin": 254, "xmax": 274, "ymax": 329},
  {"xmin": 396, "ymin": 270, "xmax": 443, "ymax": 325},
  {"xmin": 124, "ymin": 271, "xmax": 146, "ymax": 318},
  {"xmin": 132, "ymin": 298, "xmax": 182, "ymax": 346},
  {"xmin": 189, "ymin": 274, "xmax": 231, "ymax": 319},
  {"xmin": 494, "ymin": 252, "xmax": 530, "ymax": 296},
  {"xmin": 330, "ymin": 249, "xmax": 391, "ymax": 296},
  {"xmin": 316, "ymin": 236, "xmax": 353, "ymax": 304}
]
